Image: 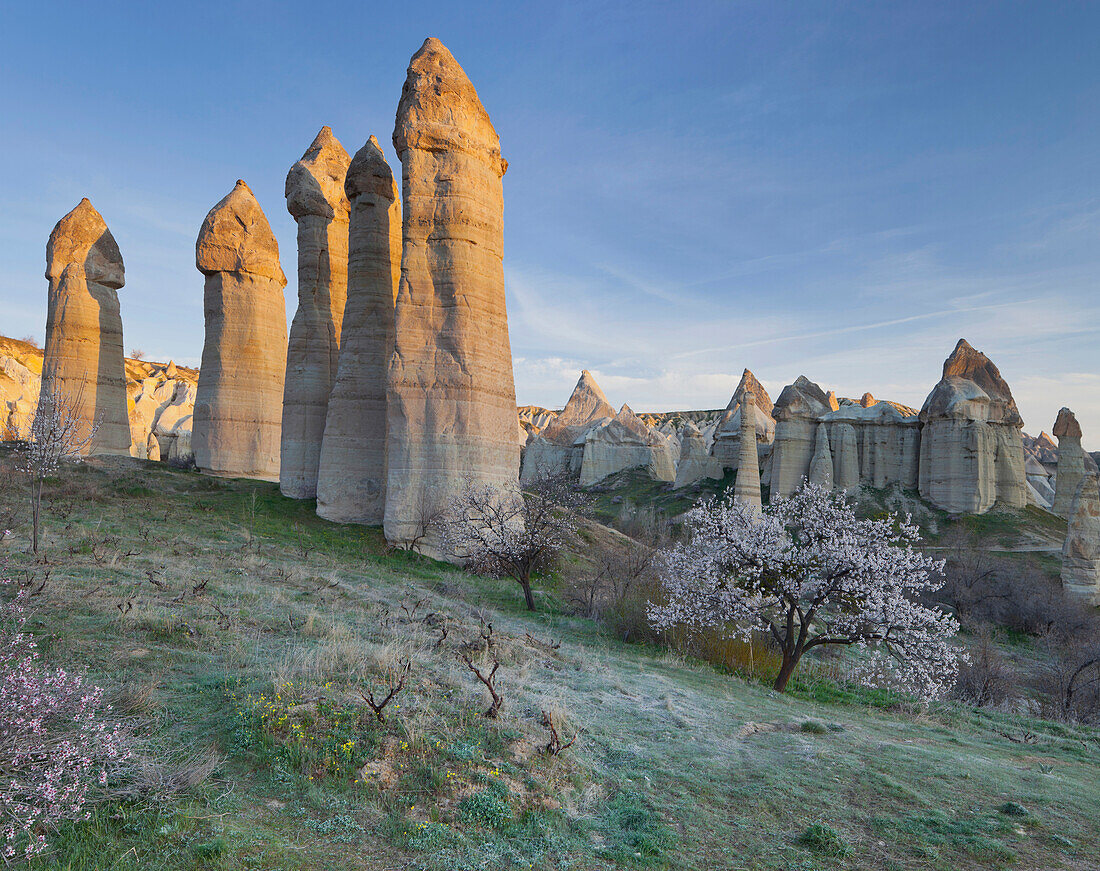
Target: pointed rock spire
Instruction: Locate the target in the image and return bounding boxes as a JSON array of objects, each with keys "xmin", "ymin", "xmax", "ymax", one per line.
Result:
[
  {"xmin": 281, "ymin": 127, "xmax": 352, "ymax": 499},
  {"xmin": 384, "ymin": 37, "xmax": 518, "ymax": 554},
  {"xmin": 39, "ymin": 198, "xmax": 131, "ymax": 456},
  {"xmin": 317, "ymin": 135, "xmax": 401, "ymax": 524},
  {"xmin": 1053, "ymin": 407, "xmax": 1086, "ymax": 519},
  {"xmin": 558, "ymin": 370, "xmax": 615, "ymax": 425},
  {"xmin": 734, "ymin": 393, "xmax": 762, "ymax": 511},
  {"xmin": 193, "ymin": 180, "xmax": 287, "ymax": 480}
]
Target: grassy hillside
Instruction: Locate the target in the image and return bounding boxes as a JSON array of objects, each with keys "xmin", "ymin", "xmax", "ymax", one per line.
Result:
[{"xmin": 0, "ymin": 450, "xmax": 1096, "ymax": 870}]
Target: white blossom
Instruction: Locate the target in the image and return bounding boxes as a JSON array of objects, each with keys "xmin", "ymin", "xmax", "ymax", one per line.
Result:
[{"xmin": 649, "ymin": 481, "xmax": 961, "ymax": 699}]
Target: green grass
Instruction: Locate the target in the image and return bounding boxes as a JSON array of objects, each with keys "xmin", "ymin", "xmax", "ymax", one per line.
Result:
[{"xmin": 0, "ymin": 449, "xmax": 1098, "ymax": 870}]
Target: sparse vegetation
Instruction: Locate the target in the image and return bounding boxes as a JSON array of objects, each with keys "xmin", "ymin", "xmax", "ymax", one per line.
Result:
[{"xmin": 0, "ymin": 449, "xmax": 1097, "ymax": 869}]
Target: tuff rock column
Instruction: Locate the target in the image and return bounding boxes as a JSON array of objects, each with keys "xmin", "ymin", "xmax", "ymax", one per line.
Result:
[
  {"xmin": 1062, "ymin": 474, "xmax": 1100, "ymax": 604},
  {"xmin": 193, "ymin": 180, "xmax": 288, "ymax": 481},
  {"xmin": 808, "ymin": 423, "xmax": 833, "ymax": 489},
  {"xmin": 384, "ymin": 38, "xmax": 520, "ymax": 552},
  {"xmin": 734, "ymin": 392, "xmax": 762, "ymax": 511},
  {"xmin": 1052, "ymin": 407, "xmax": 1086, "ymax": 519},
  {"xmin": 39, "ymin": 199, "xmax": 131, "ymax": 455},
  {"xmin": 316, "ymin": 136, "xmax": 401, "ymax": 523},
  {"xmin": 281, "ymin": 127, "xmax": 351, "ymax": 498}
]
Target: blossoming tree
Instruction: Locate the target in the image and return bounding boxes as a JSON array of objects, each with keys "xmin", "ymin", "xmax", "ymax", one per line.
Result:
[
  {"xmin": 442, "ymin": 473, "xmax": 590, "ymax": 612},
  {"xmin": 649, "ymin": 482, "xmax": 961, "ymax": 698}
]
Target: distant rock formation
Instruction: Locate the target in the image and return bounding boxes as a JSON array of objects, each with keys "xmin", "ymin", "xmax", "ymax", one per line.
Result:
[
  {"xmin": 1062, "ymin": 474, "xmax": 1100, "ymax": 604},
  {"xmin": 770, "ymin": 376, "xmax": 837, "ymax": 499},
  {"xmin": 1052, "ymin": 407, "xmax": 1086, "ymax": 519},
  {"xmin": 521, "ymin": 370, "xmax": 614, "ymax": 482},
  {"xmin": 711, "ymin": 369, "xmax": 775, "ymax": 471},
  {"xmin": 733, "ymin": 392, "xmax": 762, "ymax": 511},
  {"xmin": 281, "ymin": 127, "xmax": 351, "ymax": 499},
  {"xmin": 193, "ymin": 180, "xmax": 288, "ymax": 481},
  {"xmin": 918, "ymin": 340, "xmax": 1026, "ymax": 513},
  {"xmin": 672, "ymin": 421, "xmax": 723, "ymax": 488},
  {"xmin": 579, "ymin": 405, "xmax": 676, "ymax": 487},
  {"xmin": 384, "ymin": 38, "xmax": 519, "ymax": 551},
  {"xmin": 316, "ymin": 136, "xmax": 401, "ymax": 524},
  {"xmin": 39, "ymin": 199, "xmax": 131, "ymax": 455}
]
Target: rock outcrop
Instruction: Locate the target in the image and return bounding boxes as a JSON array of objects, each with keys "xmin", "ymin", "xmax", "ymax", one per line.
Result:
[
  {"xmin": 1052, "ymin": 407, "xmax": 1086, "ymax": 519},
  {"xmin": 734, "ymin": 392, "xmax": 762, "ymax": 510},
  {"xmin": 193, "ymin": 180, "xmax": 288, "ymax": 481},
  {"xmin": 918, "ymin": 340, "xmax": 1026, "ymax": 514},
  {"xmin": 672, "ymin": 421, "xmax": 723, "ymax": 488},
  {"xmin": 579, "ymin": 405, "xmax": 676, "ymax": 487},
  {"xmin": 1062, "ymin": 474, "xmax": 1100, "ymax": 604},
  {"xmin": 808, "ymin": 423, "xmax": 833, "ymax": 488},
  {"xmin": 281, "ymin": 127, "xmax": 351, "ymax": 499},
  {"xmin": 769, "ymin": 376, "xmax": 837, "ymax": 498},
  {"xmin": 711, "ymin": 369, "xmax": 775, "ymax": 470},
  {"xmin": 316, "ymin": 136, "xmax": 402, "ymax": 524},
  {"xmin": 384, "ymin": 38, "xmax": 519, "ymax": 550},
  {"xmin": 521, "ymin": 370, "xmax": 615, "ymax": 482},
  {"xmin": 39, "ymin": 199, "xmax": 131, "ymax": 455},
  {"xmin": 821, "ymin": 399, "xmax": 921, "ymax": 491}
]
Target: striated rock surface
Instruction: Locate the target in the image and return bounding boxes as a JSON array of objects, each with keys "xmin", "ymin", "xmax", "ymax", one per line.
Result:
[
  {"xmin": 316, "ymin": 136, "xmax": 402, "ymax": 523},
  {"xmin": 734, "ymin": 392, "xmax": 762, "ymax": 510},
  {"xmin": 673, "ymin": 421, "xmax": 723, "ymax": 489},
  {"xmin": 769, "ymin": 376, "xmax": 834, "ymax": 498},
  {"xmin": 711, "ymin": 369, "xmax": 775, "ymax": 471},
  {"xmin": 193, "ymin": 180, "xmax": 288, "ymax": 481},
  {"xmin": 1052, "ymin": 407, "xmax": 1086, "ymax": 519},
  {"xmin": 808, "ymin": 423, "xmax": 833, "ymax": 489},
  {"xmin": 39, "ymin": 199, "xmax": 131, "ymax": 455},
  {"xmin": 384, "ymin": 38, "xmax": 519, "ymax": 550},
  {"xmin": 521, "ymin": 370, "xmax": 614, "ymax": 482},
  {"xmin": 579, "ymin": 405, "xmax": 675, "ymax": 487},
  {"xmin": 281, "ymin": 127, "xmax": 351, "ymax": 499},
  {"xmin": 1062, "ymin": 474, "xmax": 1100, "ymax": 604},
  {"xmin": 918, "ymin": 339, "xmax": 1026, "ymax": 514},
  {"xmin": 822, "ymin": 399, "xmax": 921, "ymax": 491}
]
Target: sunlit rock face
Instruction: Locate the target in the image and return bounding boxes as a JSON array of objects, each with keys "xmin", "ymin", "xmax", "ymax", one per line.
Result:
[
  {"xmin": 521, "ymin": 370, "xmax": 615, "ymax": 483},
  {"xmin": 673, "ymin": 421, "xmax": 723, "ymax": 489},
  {"xmin": 383, "ymin": 38, "xmax": 520, "ymax": 553},
  {"xmin": 769, "ymin": 376, "xmax": 837, "ymax": 499},
  {"xmin": 281, "ymin": 127, "xmax": 351, "ymax": 499},
  {"xmin": 1052, "ymin": 407, "xmax": 1086, "ymax": 519},
  {"xmin": 1063, "ymin": 474, "xmax": 1100, "ymax": 604},
  {"xmin": 821, "ymin": 398, "xmax": 921, "ymax": 492},
  {"xmin": 579, "ymin": 405, "xmax": 676, "ymax": 487},
  {"xmin": 917, "ymin": 339, "xmax": 1026, "ymax": 514},
  {"xmin": 316, "ymin": 136, "xmax": 401, "ymax": 524},
  {"xmin": 733, "ymin": 392, "xmax": 762, "ymax": 511},
  {"xmin": 710, "ymin": 369, "xmax": 774, "ymax": 472},
  {"xmin": 39, "ymin": 199, "xmax": 131, "ymax": 456},
  {"xmin": 193, "ymin": 180, "xmax": 288, "ymax": 481}
]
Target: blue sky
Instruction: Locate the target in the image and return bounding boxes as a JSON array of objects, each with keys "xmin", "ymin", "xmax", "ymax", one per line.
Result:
[{"xmin": 3, "ymin": 2, "xmax": 1099, "ymax": 444}]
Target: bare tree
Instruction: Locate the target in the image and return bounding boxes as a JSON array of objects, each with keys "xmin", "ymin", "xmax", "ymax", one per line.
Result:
[
  {"xmin": 10, "ymin": 384, "xmax": 99, "ymax": 553},
  {"xmin": 128, "ymin": 349, "xmax": 146, "ymax": 361},
  {"xmin": 395, "ymin": 486, "xmax": 447, "ymax": 554},
  {"xmin": 442, "ymin": 472, "xmax": 590, "ymax": 611}
]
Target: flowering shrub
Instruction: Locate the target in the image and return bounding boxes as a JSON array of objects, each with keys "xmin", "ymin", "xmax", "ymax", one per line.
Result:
[
  {"xmin": 0, "ymin": 576, "xmax": 131, "ymax": 862},
  {"xmin": 649, "ymin": 482, "xmax": 962, "ymax": 698}
]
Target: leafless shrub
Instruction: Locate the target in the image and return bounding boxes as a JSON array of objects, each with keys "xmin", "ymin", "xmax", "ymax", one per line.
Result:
[
  {"xmin": 359, "ymin": 658, "xmax": 411, "ymax": 723},
  {"xmin": 460, "ymin": 652, "xmax": 503, "ymax": 718},
  {"xmin": 566, "ymin": 539, "xmax": 656, "ymax": 620},
  {"xmin": 541, "ymin": 709, "xmax": 576, "ymax": 756},
  {"xmin": 128, "ymin": 349, "xmax": 146, "ymax": 361},
  {"xmin": 1036, "ymin": 627, "xmax": 1100, "ymax": 724},
  {"xmin": 393, "ymin": 486, "xmax": 447, "ymax": 554}
]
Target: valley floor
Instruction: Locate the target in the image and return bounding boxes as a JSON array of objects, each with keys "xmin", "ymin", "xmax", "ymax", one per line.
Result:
[{"xmin": 0, "ymin": 451, "xmax": 1097, "ymax": 870}]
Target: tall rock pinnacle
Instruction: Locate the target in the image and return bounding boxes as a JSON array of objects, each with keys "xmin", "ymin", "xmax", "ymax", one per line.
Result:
[
  {"xmin": 383, "ymin": 38, "xmax": 519, "ymax": 553},
  {"xmin": 281, "ymin": 126, "xmax": 352, "ymax": 499},
  {"xmin": 1053, "ymin": 407, "xmax": 1086, "ymax": 519},
  {"xmin": 317, "ymin": 136, "xmax": 402, "ymax": 524},
  {"xmin": 39, "ymin": 198, "xmax": 131, "ymax": 455},
  {"xmin": 193, "ymin": 180, "xmax": 288, "ymax": 481}
]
